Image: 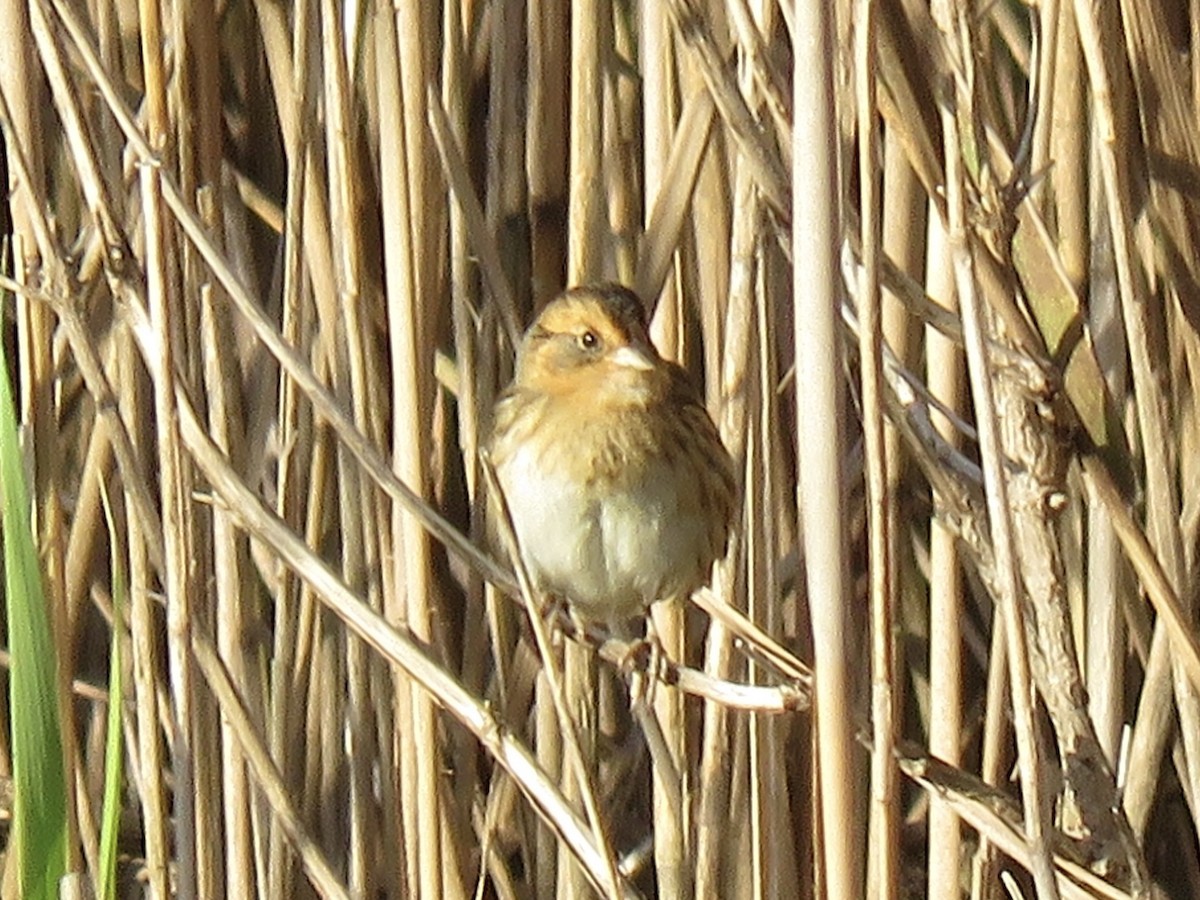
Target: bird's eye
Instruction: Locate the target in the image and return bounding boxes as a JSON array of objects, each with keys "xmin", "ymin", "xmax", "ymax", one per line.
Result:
[{"xmin": 578, "ymin": 330, "xmax": 599, "ymax": 351}]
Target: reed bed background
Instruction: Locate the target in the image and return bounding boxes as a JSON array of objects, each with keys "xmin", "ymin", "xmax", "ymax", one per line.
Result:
[{"xmin": 1, "ymin": 0, "xmax": 1199, "ymax": 897}]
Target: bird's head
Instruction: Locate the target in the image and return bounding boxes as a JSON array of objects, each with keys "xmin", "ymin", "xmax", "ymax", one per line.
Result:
[{"xmin": 515, "ymin": 284, "xmax": 664, "ymax": 402}]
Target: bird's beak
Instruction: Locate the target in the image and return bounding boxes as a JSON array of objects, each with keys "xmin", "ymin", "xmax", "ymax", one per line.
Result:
[{"xmin": 608, "ymin": 345, "xmax": 655, "ymax": 371}]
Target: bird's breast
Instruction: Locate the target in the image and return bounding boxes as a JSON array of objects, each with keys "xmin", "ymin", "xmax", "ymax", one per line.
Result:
[{"xmin": 495, "ymin": 437, "xmax": 710, "ymax": 619}]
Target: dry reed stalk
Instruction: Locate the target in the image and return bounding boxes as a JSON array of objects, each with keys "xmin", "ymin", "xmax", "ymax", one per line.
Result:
[
  {"xmin": 924, "ymin": 166, "xmax": 967, "ymax": 900},
  {"xmin": 1074, "ymin": 0, "xmax": 1192, "ymax": 856},
  {"xmin": 639, "ymin": 12, "xmax": 691, "ymax": 899},
  {"xmin": 855, "ymin": 1, "xmax": 901, "ymax": 897},
  {"xmin": 319, "ymin": 0, "xmax": 378, "ymax": 891},
  {"xmin": 191, "ymin": 634, "xmax": 348, "ymax": 900},
  {"xmin": 129, "ymin": 1, "xmax": 206, "ymax": 897},
  {"xmin": 568, "ymin": 0, "xmax": 609, "ymax": 286},
  {"xmin": 697, "ymin": 166, "xmax": 753, "ymax": 898},
  {"xmin": 792, "ymin": 4, "xmax": 862, "ymax": 899},
  {"xmin": 263, "ymin": 0, "xmax": 313, "ymax": 877}
]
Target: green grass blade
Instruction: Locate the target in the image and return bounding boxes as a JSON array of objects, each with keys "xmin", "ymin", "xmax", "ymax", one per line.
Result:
[
  {"xmin": 97, "ymin": 482, "xmax": 124, "ymax": 900},
  {"xmin": 0, "ymin": 318, "xmax": 69, "ymax": 899}
]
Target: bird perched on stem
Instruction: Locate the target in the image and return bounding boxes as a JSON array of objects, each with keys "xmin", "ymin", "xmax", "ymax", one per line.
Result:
[{"xmin": 487, "ymin": 283, "xmax": 736, "ymax": 630}]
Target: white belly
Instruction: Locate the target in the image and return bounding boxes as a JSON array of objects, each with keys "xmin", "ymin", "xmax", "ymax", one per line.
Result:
[{"xmin": 497, "ymin": 443, "xmax": 705, "ymax": 618}]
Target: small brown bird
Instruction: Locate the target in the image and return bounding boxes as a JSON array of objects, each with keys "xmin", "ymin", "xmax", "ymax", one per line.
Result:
[{"xmin": 487, "ymin": 284, "xmax": 736, "ymax": 625}]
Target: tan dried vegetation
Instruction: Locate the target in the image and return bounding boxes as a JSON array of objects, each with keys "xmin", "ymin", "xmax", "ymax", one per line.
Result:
[{"xmin": 1, "ymin": 0, "xmax": 1199, "ymax": 897}]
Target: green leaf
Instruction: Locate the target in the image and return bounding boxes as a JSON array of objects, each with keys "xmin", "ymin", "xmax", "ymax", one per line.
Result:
[
  {"xmin": 98, "ymin": 481, "xmax": 124, "ymax": 900},
  {"xmin": 0, "ymin": 310, "xmax": 69, "ymax": 899}
]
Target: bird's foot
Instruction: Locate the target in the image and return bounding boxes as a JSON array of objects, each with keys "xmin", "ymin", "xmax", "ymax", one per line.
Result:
[{"xmin": 612, "ymin": 618, "xmax": 665, "ymax": 711}]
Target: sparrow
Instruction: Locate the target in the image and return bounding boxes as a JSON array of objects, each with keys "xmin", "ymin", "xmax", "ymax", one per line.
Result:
[{"xmin": 487, "ymin": 283, "xmax": 736, "ymax": 625}]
